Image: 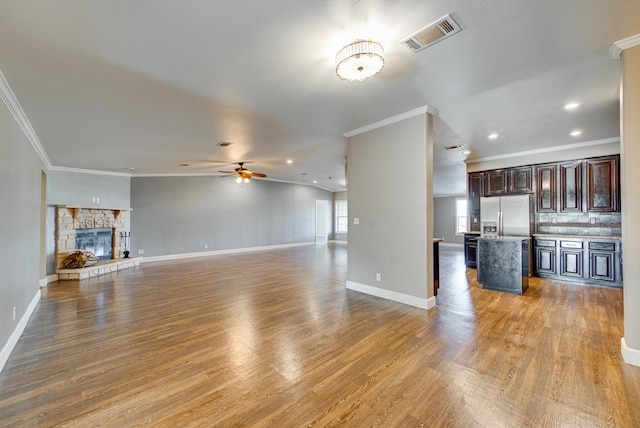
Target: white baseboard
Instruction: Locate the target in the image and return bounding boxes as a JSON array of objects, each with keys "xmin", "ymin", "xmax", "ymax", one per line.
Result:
[
  {"xmin": 439, "ymin": 243, "xmax": 463, "ymax": 248},
  {"xmin": 39, "ymin": 277, "xmax": 48, "ymax": 288},
  {"xmin": 329, "ymin": 240, "xmax": 348, "ymax": 245},
  {"xmin": 346, "ymin": 280, "xmax": 436, "ymax": 310},
  {"xmin": 46, "ymin": 274, "xmax": 59, "ymax": 284},
  {"xmin": 140, "ymin": 242, "xmax": 316, "ymax": 264},
  {"xmin": 621, "ymin": 337, "xmax": 640, "ymax": 367},
  {"xmin": 0, "ymin": 289, "xmax": 41, "ymax": 373}
]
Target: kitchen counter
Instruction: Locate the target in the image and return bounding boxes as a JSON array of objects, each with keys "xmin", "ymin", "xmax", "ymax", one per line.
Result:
[
  {"xmin": 477, "ymin": 236, "xmax": 530, "ymax": 295},
  {"xmin": 533, "ymin": 233, "xmax": 621, "ymax": 240}
]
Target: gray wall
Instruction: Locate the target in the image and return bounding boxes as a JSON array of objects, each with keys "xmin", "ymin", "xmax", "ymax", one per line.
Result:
[
  {"xmin": 47, "ymin": 170, "xmax": 130, "ymax": 207},
  {"xmin": 130, "ymin": 176, "xmax": 332, "ymax": 257},
  {"xmin": 434, "ymin": 196, "xmax": 465, "ymax": 245},
  {"xmin": 347, "ymin": 113, "xmax": 433, "ymax": 301},
  {"xmin": 0, "ymin": 97, "xmax": 43, "ymax": 353}
]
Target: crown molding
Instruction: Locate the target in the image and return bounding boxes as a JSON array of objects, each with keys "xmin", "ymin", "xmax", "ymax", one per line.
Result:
[
  {"xmin": 0, "ymin": 69, "xmax": 52, "ymax": 168},
  {"xmin": 343, "ymin": 105, "xmax": 439, "ymax": 138},
  {"xmin": 610, "ymin": 34, "xmax": 640, "ymax": 60},
  {"xmin": 48, "ymin": 165, "xmax": 132, "ymax": 177},
  {"xmin": 466, "ymin": 137, "xmax": 619, "ymax": 164}
]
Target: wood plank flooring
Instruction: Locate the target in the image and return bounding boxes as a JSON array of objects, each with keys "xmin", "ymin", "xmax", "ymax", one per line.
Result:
[{"xmin": 1, "ymin": 244, "xmax": 639, "ymax": 427}]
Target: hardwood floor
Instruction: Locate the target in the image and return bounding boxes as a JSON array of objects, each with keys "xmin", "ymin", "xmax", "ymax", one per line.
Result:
[{"xmin": 1, "ymin": 244, "xmax": 639, "ymax": 427}]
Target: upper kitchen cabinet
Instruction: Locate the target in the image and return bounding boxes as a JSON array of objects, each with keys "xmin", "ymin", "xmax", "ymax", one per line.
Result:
[
  {"xmin": 509, "ymin": 166, "xmax": 533, "ymax": 194},
  {"xmin": 586, "ymin": 156, "xmax": 620, "ymax": 212},
  {"xmin": 484, "ymin": 170, "xmax": 509, "ymax": 196},
  {"xmin": 559, "ymin": 160, "xmax": 583, "ymax": 213},
  {"xmin": 468, "ymin": 172, "xmax": 483, "ymax": 231},
  {"xmin": 535, "ymin": 164, "xmax": 557, "ymax": 212}
]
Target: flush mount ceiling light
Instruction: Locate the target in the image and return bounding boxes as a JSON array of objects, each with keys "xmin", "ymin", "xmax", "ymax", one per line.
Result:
[
  {"xmin": 336, "ymin": 39, "xmax": 384, "ymax": 81},
  {"xmin": 565, "ymin": 102, "xmax": 580, "ymax": 110},
  {"xmin": 488, "ymin": 133, "xmax": 499, "ymax": 140}
]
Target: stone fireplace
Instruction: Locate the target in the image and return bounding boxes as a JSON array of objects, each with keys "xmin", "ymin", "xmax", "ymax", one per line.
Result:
[{"xmin": 55, "ymin": 206, "xmax": 137, "ymax": 279}]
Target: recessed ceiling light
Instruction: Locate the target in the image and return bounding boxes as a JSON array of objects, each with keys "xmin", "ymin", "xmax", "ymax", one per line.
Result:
[
  {"xmin": 313, "ymin": 180, "xmax": 318, "ymax": 184},
  {"xmin": 286, "ymin": 159, "xmax": 293, "ymax": 164},
  {"xmin": 463, "ymin": 150, "xmax": 471, "ymax": 155},
  {"xmin": 565, "ymin": 102, "xmax": 580, "ymax": 110},
  {"xmin": 488, "ymin": 133, "xmax": 499, "ymax": 140},
  {"xmin": 570, "ymin": 130, "xmax": 582, "ymax": 137}
]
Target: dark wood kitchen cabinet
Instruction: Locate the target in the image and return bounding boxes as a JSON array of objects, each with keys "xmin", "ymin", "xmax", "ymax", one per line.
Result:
[
  {"xmin": 534, "ymin": 238, "xmax": 557, "ymax": 276},
  {"xmin": 467, "ymin": 172, "xmax": 483, "ymax": 231},
  {"xmin": 559, "ymin": 160, "xmax": 583, "ymax": 213},
  {"xmin": 559, "ymin": 240, "xmax": 584, "ymax": 279},
  {"xmin": 464, "ymin": 233, "xmax": 479, "ymax": 268},
  {"xmin": 535, "ymin": 164, "xmax": 557, "ymax": 212},
  {"xmin": 484, "ymin": 170, "xmax": 509, "ymax": 196},
  {"xmin": 509, "ymin": 166, "xmax": 533, "ymax": 193},
  {"xmin": 586, "ymin": 156, "xmax": 620, "ymax": 212}
]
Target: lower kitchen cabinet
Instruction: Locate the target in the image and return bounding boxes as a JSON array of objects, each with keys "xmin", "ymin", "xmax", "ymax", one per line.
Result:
[
  {"xmin": 464, "ymin": 233, "xmax": 479, "ymax": 268},
  {"xmin": 533, "ymin": 236, "xmax": 622, "ymax": 287}
]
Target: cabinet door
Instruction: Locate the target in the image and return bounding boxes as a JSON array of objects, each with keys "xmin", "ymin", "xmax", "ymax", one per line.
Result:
[
  {"xmin": 535, "ymin": 247, "xmax": 556, "ymax": 275},
  {"xmin": 465, "ymin": 242, "xmax": 477, "ymax": 268},
  {"xmin": 586, "ymin": 156, "xmax": 619, "ymax": 212},
  {"xmin": 509, "ymin": 166, "xmax": 533, "ymax": 193},
  {"xmin": 560, "ymin": 249, "xmax": 584, "ymax": 278},
  {"xmin": 559, "ymin": 161, "xmax": 583, "ymax": 212},
  {"xmin": 588, "ymin": 251, "xmax": 615, "ymax": 282},
  {"xmin": 535, "ymin": 164, "xmax": 557, "ymax": 212},
  {"xmin": 484, "ymin": 170, "xmax": 508, "ymax": 196},
  {"xmin": 468, "ymin": 172, "xmax": 484, "ymax": 211}
]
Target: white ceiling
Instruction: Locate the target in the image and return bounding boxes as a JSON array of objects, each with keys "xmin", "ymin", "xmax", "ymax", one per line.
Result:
[{"xmin": 1, "ymin": 1, "xmax": 638, "ymax": 194}]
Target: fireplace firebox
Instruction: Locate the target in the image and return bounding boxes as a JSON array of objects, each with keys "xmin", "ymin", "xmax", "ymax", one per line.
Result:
[{"xmin": 75, "ymin": 228, "xmax": 113, "ymax": 261}]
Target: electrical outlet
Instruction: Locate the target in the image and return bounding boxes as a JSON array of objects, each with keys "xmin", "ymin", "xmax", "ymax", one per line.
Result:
[
  {"xmin": 551, "ymin": 217, "xmax": 557, "ymax": 224},
  {"xmin": 138, "ymin": 249, "xmax": 145, "ymax": 255},
  {"xmin": 376, "ymin": 273, "xmax": 381, "ymax": 281},
  {"xmin": 354, "ymin": 218, "xmax": 360, "ymax": 225},
  {"xmin": 13, "ymin": 306, "xmax": 16, "ymax": 321},
  {"xmin": 590, "ymin": 218, "xmax": 596, "ymax": 224},
  {"xmin": 204, "ymin": 244, "xmax": 208, "ymax": 249}
]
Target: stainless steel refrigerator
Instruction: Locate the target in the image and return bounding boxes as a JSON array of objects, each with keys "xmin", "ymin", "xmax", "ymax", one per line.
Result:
[{"xmin": 480, "ymin": 195, "xmax": 533, "ymax": 237}]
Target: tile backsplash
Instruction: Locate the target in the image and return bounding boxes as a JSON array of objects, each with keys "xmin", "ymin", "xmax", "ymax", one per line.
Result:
[{"xmin": 535, "ymin": 212, "xmax": 621, "ymax": 237}]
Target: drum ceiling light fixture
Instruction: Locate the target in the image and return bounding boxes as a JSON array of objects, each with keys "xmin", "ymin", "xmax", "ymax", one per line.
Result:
[{"xmin": 335, "ymin": 39, "xmax": 384, "ymax": 82}]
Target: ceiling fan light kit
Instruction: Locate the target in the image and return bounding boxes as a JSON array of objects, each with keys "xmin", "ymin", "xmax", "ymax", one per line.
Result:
[
  {"xmin": 219, "ymin": 162, "xmax": 266, "ymax": 184},
  {"xmin": 336, "ymin": 39, "xmax": 384, "ymax": 81}
]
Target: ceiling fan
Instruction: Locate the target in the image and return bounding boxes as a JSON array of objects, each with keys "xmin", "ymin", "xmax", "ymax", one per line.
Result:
[{"xmin": 218, "ymin": 162, "xmax": 267, "ymax": 184}]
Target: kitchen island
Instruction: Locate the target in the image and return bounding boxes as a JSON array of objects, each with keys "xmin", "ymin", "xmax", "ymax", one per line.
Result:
[{"xmin": 477, "ymin": 236, "xmax": 531, "ymax": 295}]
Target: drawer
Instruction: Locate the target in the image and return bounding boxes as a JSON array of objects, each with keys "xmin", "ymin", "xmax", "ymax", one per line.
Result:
[
  {"xmin": 589, "ymin": 242, "xmax": 616, "ymax": 251},
  {"xmin": 560, "ymin": 240, "xmax": 583, "ymax": 249},
  {"xmin": 535, "ymin": 239, "xmax": 556, "ymax": 247}
]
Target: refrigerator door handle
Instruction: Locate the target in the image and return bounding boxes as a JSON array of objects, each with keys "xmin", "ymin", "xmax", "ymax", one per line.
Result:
[{"xmin": 499, "ymin": 211, "xmax": 503, "ymax": 236}]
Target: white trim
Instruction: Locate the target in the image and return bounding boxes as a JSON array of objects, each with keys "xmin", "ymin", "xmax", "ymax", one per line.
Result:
[
  {"xmin": 440, "ymin": 243, "xmax": 464, "ymax": 248},
  {"xmin": 0, "ymin": 290, "xmax": 41, "ymax": 373},
  {"xmin": 621, "ymin": 337, "xmax": 640, "ymax": 367},
  {"xmin": 433, "ymin": 194, "xmax": 466, "ymax": 198},
  {"xmin": 466, "ymin": 137, "xmax": 620, "ymax": 164},
  {"xmin": 329, "ymin": 240, "xmax": 348, "ymax": 245},
  {"xmin": 343, "ymin": 105, "xmax": 438, "ymax": 138},
  {"xmin": 48, "ymin": 165, "xmax": 131, "ymax": 177},
  {"xmin": 46, "ymin": 274, "xmax": 58, "ymax": 285},
  {"xmin": 610, "ymin": 34, "xmax": 640, "ymax": 60},
  {"xmin": 39, "ymin": 278, "xmax": 48, "ymax": 288},
  {"xmin": 140, "ymin": 242, "xmax": 315, "ymax": 263},
  {"xmin": 0, "ymin": 69, "xmax": 52, "ymax": 168},
  {"xmin": 346, "ymin": 280, "xmax": 436, "ymax": 310}
]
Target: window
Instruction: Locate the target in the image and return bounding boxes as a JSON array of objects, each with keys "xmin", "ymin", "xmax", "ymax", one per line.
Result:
[
  {"xmin": 455, "ymin": 198, "xmax": 467, "ymax": 235},
  {"xmin": 335, "ymin": 200, "xmax": 348, "ymax": 233}
]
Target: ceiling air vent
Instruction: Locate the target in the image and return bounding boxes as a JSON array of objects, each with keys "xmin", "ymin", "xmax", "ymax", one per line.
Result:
[
  {"xmin": 401, "ymin": 14, "xmax": 462, "ymax": 53},
  {"xmin": 444, "ymin": 144, "xmax": 464, "ymax": 150}
]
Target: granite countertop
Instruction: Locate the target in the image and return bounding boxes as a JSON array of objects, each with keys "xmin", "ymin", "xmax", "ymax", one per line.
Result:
[
  {"xmin": 477, "ymin": 235, "xmax": 530, "ymax": 241},
  {"xmin": 532, "ymin": 233, "xmax": 622, "ymax": 240}
]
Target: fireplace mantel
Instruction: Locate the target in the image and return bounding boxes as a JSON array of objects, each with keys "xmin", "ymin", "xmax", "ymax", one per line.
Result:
[{"xmin": 57, "ymin": 205, "xmax": 132, "ymax": 220}]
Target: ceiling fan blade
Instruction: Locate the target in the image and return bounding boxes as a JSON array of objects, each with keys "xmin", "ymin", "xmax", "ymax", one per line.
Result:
[
  {"xmin": 218, "ymin": 170, "xmax": 236, "ymax": 174},
  {"xmin": 249, "ymin": 172, "xmax": 267, "ymax": 178}
]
